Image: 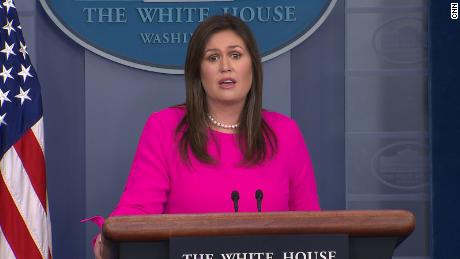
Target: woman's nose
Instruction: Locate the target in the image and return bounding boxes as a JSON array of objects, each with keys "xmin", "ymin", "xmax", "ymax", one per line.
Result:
[{"xmin": 220, "ymin": 57, "xmax": 232, "ymax": 72}]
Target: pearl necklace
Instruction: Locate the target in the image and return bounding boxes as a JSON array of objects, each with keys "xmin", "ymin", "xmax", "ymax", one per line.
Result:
[{"xmin": 207, "ymin": 114, "xmax": 239, "ymax": 129}]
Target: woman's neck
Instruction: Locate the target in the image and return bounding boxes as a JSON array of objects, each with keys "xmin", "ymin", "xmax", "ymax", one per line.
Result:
[{"xmin": 207, "ymin": 101, "xmax": 244, "ymax": 133}]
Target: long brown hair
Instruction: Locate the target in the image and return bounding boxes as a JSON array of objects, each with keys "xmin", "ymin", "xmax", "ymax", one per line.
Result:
[{"xmin": 177, "ymin": 14, "xmax": 277, "ymax": 166}]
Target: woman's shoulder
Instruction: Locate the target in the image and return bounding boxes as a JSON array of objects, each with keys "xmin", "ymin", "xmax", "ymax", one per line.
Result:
[
  {"xmin": 262, "ymin": 109, "xmax": 304, "ymax": 144},
  {"xmin": 141, "ymin": 106, "xmax": 186, "ymax": 135},
  {"xmin": 146, "ymin": 105, "xmax": 186, "ymax": 124},
  {"xmin": 262, "ymin": 109, "xmax": 297, "ymax": 129}
]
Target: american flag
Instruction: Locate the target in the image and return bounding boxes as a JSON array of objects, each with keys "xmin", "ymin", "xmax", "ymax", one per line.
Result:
[{"xmin": 0, "ymin": 0, "xmax": 53, "ymax": 258}]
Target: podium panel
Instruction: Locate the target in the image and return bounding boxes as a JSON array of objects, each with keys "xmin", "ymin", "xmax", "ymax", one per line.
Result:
[{"xmin": 102, "ymin": 210, "xmax": 415, "ymax": 259}]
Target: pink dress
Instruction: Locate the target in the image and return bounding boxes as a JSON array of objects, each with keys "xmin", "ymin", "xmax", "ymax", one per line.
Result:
[{"xmin": 83, "ymin": 107, "xmax": 320, "ymax": 237}]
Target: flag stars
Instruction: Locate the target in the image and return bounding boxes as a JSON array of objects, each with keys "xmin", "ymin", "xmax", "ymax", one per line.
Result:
[
  {"xmin": 2, "ymin": 0, "xmax": 16, "ymax": 14},
  {"xmin": 0, "ymin": 113, "xmax": 6, "ymax": 127},
  {"xmin": 17, "ymin": 65, "xmax": 33, "ymax": 83},
  {"xmin": 0, "ymin": 65, "xmax": 13, "ymax": 83},
  {"xmin": 0, "ymin": 88, "xmax": 12, "ymax": 107},
  {"xmin": 15, "ymin": 87, "xmax": 31, "ymax": 105},
  {"xmin": 2, "ymin": 19, "xmax": 15, "ymax": 36},
  {"xmin": 19, "ymin": 42, "xmax": 28, "ymax": 59},
  {"xmin": 1, "ymin": 41, "xmax": 15, "ymax": 60}
]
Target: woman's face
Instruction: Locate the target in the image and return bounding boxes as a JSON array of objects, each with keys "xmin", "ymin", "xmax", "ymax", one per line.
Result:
[{"xmin": 200, "ymin": 30, "xmax": 253, "ymax": 109}]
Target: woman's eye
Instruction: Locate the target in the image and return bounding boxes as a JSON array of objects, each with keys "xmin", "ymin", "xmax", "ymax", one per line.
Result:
[
  {"xmin": 207, "ymin": 55, "xmax": 219, "ymax": 62},
  {"xmin": 231, "ymin": 53, "xmax": 241, "ymax": 59}
]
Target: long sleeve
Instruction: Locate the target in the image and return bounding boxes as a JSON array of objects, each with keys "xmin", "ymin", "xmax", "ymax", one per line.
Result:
[
  {"xmin": 111, "ymin": 112, "xmax": 171, "ymax": 216},
  {"xmin": 288, "ymin": 120, "xmax": 320, "ymax": 211}
]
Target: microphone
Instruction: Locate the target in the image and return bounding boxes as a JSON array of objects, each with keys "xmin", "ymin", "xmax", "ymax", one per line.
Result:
[
  {"xmin": 255, "ymin": 189, "xmax": 263, "ymax": 212},
  {"xmin": 231, "ymin": 190, "xmax": 239, "ymax": 212}
]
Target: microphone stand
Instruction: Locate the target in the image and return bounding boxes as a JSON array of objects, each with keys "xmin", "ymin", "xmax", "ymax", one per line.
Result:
[
  {"xmin": 231, "ymin": 190, "xmax": 239, "ymax": 213},
  {"xmin": 255, "ymin": 189, "xmax": 263, "ymax": 212}
]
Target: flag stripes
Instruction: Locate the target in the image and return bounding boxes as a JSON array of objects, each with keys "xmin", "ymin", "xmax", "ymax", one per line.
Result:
[
  {"xmin": 13, "ymin": 129, "xmax": 47, "ymax": 209},
  {"xmin": 0, "ymin": 135, "xmax": 50, "ymax": 258},
  {"xmin": 0, "ymin": 174, "xmax": 44, "ymax": 259},
  {"xmin": 0, "ymin": 226, "xmax": 16, "ymax": 259},
  {"xmin": 31, "ymin": 118, "xmax": 44, "ymax": 153}
]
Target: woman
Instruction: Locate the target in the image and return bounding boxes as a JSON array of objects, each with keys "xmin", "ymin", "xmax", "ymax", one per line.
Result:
[{"xmin": 89, "ymin": 14, "xmax": 320, "ymax": 258}]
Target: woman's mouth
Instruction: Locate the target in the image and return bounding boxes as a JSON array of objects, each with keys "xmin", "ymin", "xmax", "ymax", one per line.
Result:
[{"xmin": 219, "ymin": 78, "xmax": 236, "ymax": 89}]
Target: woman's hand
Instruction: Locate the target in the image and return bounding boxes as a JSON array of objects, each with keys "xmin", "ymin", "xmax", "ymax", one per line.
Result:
[{"xmin": 94, "ymin": 233, "xmax": 103, "ymax": 259}]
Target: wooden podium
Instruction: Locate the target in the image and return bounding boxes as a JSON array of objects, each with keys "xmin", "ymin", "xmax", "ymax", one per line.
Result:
[{"xmin": 102, "ymin": 210, "xmax": 415, "ymax": 259}]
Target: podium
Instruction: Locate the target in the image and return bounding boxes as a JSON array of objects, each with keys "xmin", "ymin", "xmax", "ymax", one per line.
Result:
[{"xmin": 102, "ymin": 210, "xmax": 415, "ymax": 259}]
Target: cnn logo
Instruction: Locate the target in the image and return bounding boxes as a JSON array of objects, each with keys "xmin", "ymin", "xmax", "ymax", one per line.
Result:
[{"xmin": 452, "ymin": 3, "xmax": 459, "ymax": 20}]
